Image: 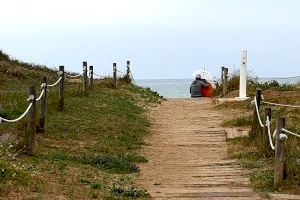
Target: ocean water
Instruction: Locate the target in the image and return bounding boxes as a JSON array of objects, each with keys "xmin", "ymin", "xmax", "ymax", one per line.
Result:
[
  {"xmin": 135, "ymin": 79, "xmax": 193, "ymax": 98},
  {"xmin": 135, "ymin": 77, "xmax": 300, "ymax": 99}
]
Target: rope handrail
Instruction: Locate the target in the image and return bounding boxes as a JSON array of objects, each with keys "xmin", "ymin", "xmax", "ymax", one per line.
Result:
[
  {"xmin": 65, "ymin": 71, "xmax": 84, "ymax": 78},
  {"xmin": 0, "ymin": 103, "xmax": 33, "ymax": 123},
  {"xmin": 262, "ymin": 101, "xmax": 300, "ymax": 108},
  {"xmin": 282, "ymin": 128, "xmax": 300, "ymax": 138},
  {"xmin": 254, "ymin": 97, "xmax": 265, "ymax": 128},
  {"xmin": 129, "ymin": 69, "xmax": 136, "ymax": 85},
  {"xmin": 266, "ymin": 116, "xmax": 275, "ymax": 150},
  {"xmin": 93, "ymin": 72, "xmax": 108, "ymax": 78},
  {"xmin": 47, "ymin": 76, "xmax": 62, "ymax": 87},
  {"xmin": 35, "ymin": 88, "xmax": 45, "ymax": 101},
  {"xmin": 116, "ymin": 69, "xmax": 126, "ymax": 74}
]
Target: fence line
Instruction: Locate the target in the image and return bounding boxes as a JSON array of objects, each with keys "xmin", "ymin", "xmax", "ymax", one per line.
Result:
[
  {"xmin": 0, "ymin": 61, "xmax": 135, "ymax": 155},
  {"xmin": 281, "ymin": 128, "xmax": 300, "ymax": 138},
  {"xmin": 262, "ymin": 101, "xmax": 300, "ymax": 108},
  {"xmin": 93, "ymin": 72, "xmax": 109, "ymax": 78},
  {"xmin": 265, "ymin": 116, "xmax": 275, "ymax": 150},
  {"xmin": 251, "ymin": 88, "xmax": 299, "ymax": 188},
  {"xmin": 47, "ymin": 76, "xmax": 63, "ymax": 87},
  {"xmin": 0, "ymin": 103, "xmax": 33, "ymax": 123},
  {"xmin": 65, "ymin": 71, "xmax": 85, "ymax": 78}
]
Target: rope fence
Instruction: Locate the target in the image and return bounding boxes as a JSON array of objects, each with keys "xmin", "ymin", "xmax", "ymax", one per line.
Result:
[
  {"xmin": 93, "ymin": 72, "xmax": 109, "ymax": 78},
  {"xmin": 47, "ymin": 76, "xmax": 63, "ymax": 87},
  {"xmin": 64, "ymin": 71, "xmax": 85, "ymax": 78},
  {"xmin": 262, "ymin": 101, "xmax": 300, "ymax": 108},
  {"xmin": 0, "ymin": 103, "xmax": 33, "ymax": 123},
  {"xmin": 251, "ymin": 88, "xmax": 300, "ymax": 188},
  {"xmin": 0, "ymin": 60, "xmax": 135, "ymax": 155}
]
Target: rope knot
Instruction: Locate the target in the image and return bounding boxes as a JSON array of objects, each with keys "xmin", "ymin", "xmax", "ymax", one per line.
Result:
[
  {"xmin": 27, "ymin": 95, "xmax": 35, "ymax": 102},
  {"xmin": 265, "ymin": 119, "xmax": 271, "ymax": 127},
  {"xmin": 41, "ymin": 83, "xmax": 47, "ymax": 89},
  {"xmin": 279, "ymin": 133, "xmax": 288, "ymax": 140},
  {"xmin": 58, "ymin": 71, "xmax": 63, "ymax": 76},
  {"xmin": 27, "ymin": 95, "xmax": 35, "ymax": 101}
]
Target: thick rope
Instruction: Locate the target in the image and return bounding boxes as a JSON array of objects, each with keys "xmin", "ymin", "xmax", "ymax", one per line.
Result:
[
  {"xmin": 266, "ymin": 116, "xmax": 275, "ymax": 150},
  {"xmin": 0, "ymin": 103, "xmax": 33, "ymax": 123},
  {"xmin": 35, "ymin": 88, "xmax": 45, "ymax": 101},
  {"xmin": 116, "ymin": 69, "xmax": 126, "ymax": 74},
  {"xmin": 129, "ymin": 69, "xmax": 136, "ymax": 85},
  {"xmin": 254, "ymin": 97, "xmax": 265, "ymax": 127},
  {"xmin": 88, "ymin": 71, "xmax": 93, "ymax": 79},
  {"xmin": 93, "ymin": 72, "xmax": 107, "ymax": 78},
  {"xmin": 65, "ymin": 71, "xmax": 84, "ymax": 78},
  {"xmin": 47, "ymin": 76, "xmax": 62, "ymax": 87},
  {"xmin": 262, "ymin": 101, "xmax": 300, "ymax": 108},
  {"xmin": 282, "ymin": 128, "xmax": 300, "ymax": 138}
]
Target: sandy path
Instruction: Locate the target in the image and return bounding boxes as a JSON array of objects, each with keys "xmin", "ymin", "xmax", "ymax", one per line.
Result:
[{"xmin": 137, "ymin": 98, "xmax": 261, "ymax": 199}]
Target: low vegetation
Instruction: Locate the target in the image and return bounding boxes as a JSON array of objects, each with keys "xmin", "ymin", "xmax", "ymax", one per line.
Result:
[
  {"xmin": 218, "ymin": 75, "xmax": 300, "ymax": 195},
  {"xmin": 0, "ymin": 51, "xmax": 162, "ymax": 199}
]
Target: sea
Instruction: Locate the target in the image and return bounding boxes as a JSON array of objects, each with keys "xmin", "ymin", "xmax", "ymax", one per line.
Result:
[
  {"xmin": 135, "ymin": 77, "xmax": 300, "ymax": 99},
  {"xmin": 135, "ymin": 79, "xmax": 193, "ymax": 98}
]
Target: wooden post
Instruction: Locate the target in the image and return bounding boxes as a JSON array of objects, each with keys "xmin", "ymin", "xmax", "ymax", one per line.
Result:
[
  {"xmin": 83, "ymin": 61, "xmax": 88, "ymax": 93},
  {"xmin": 113, "ymin": 63, "xmax": 117, "ymax": 88},
  {"xmin": 263, "ymin": 107, "xmax": 272, "ymax": 155},
  {"xmin": 89, "ymin": 65, "xmax": 93, "ymax": 90},
  {"xmin": 39, "ymin": 76, "xmax": 47, "ymax": 133},
  {"xmin": 126, "ymin": 61, "xmax": 130, "ymax": 83},
  {"xmin": 59, "ymin": 66, "xmax": 65, "ymax": 111},
  {"xmin": 221, "ymin": 67, "xmax": 225, "ymax": 97},
  {"xmin": 25, "ymin": 86, "xmax": 37, "ymax": 155},
  {"xmin": 223, "ymin": 67, "xmax": 228, "ymax": 96},
  {"xmin": 274, "ymin": 118, "xmax": 286, "ymax": 188},
  {"xmin": 250, "ymin": 88, "xmax": 262, "ymax": 139}
]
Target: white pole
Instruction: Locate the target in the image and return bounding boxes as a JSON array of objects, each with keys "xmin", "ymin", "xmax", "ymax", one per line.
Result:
[{"xmin": 239, "ymin": 49, "xmax": 248, "ymax": 99}]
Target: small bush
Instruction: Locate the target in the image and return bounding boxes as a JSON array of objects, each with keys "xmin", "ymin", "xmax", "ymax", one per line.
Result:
[
  {"xmin": 0, "ymin": 51, "xmax": 9, "ymax": 61},
  {"xmin": 253, "ymin": 80, "xmax": 296, "ymax": 91},
  {"xmin": 111, "ymin": 185, "xmax": 149, "ymax": 198}
]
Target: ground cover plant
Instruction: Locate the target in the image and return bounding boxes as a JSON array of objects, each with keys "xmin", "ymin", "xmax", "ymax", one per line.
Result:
[
  {"xmin": 217, "ymin": 76, "xmax": 300, "ymax": 195},
  {"xmin": 0, "ymin": 51, "xmax": 162, "ymax": 199}
]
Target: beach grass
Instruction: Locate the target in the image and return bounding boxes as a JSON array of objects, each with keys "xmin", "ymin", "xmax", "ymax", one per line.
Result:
[
  {"xmin": 0, "ymin": 51, "xmax": 161, "ymax": 199},
  {"xmin": 219, "ymin": 78, "xmax": 300, "ymax": 195}
]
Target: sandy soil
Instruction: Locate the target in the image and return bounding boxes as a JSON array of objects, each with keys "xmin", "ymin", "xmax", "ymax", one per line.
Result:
[{"xmin": 137, "ymin": 98, "xmax": 261, "ymax": 199}]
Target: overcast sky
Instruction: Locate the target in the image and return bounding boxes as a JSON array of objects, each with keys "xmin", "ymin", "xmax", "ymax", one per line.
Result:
[{"xmin": 0, "ymin": 0, "xmax": 299, "ymax": 79}]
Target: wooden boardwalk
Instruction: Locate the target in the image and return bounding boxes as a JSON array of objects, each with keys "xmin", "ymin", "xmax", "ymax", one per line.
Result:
[{"xmin": 137, "ymin": 99, "xmax": 261, "ymax": 199}]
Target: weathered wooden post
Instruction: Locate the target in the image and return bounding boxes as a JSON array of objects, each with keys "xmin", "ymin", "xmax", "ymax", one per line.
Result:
[
  {"xmin": 250, "ymin": 88, "xmax": 262, "ymax": 139},
  {"xmin": 221, "ymin": 67, "xmax": 225, "ymax": 97},
  {"xmin": 39, "ymin": 76, "xmax": 47, "ymax": 132},
  {"xmin": 59, "ymin": 66, "xmax": 65, "ymax": 111},
  {"xmin": 126, "ymin": 61, "xmax": 131, "ymax": 83},
  {"xmin": 223, "ymin": 67, "xmax": 228, "ymax": 96},
  {"xmin": 263, "ymin": 107, "xmax": 272, "ymax": 155},
  {"xmin": 25, "ymin": 86, "xmax": 37, "ymax": 155},
  {"xmin": 82, "ymin": 61, "xmax": 88, "ymax": 93},
  {"xmin": 274, "ymin": 118, "xmax": 286, "ymax": 188},
  {"xmin": 113, "ymin": 63, "xmax": 117, "ymax": 88},
  {"xmin": 89, "ymin": 65, "xmax": 93, "ymax": 90}
]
